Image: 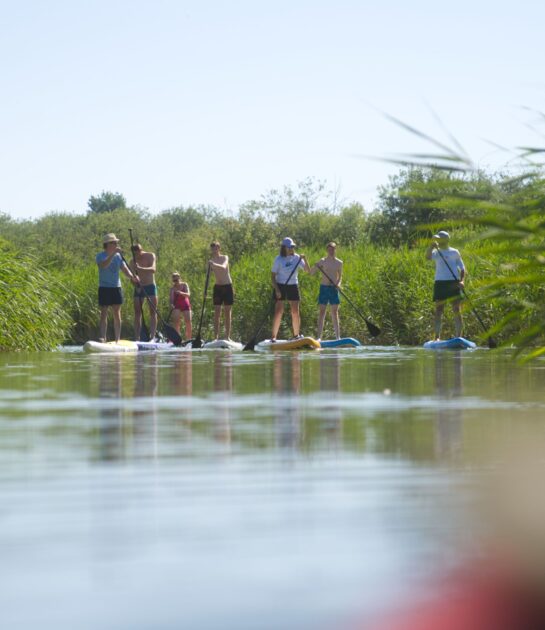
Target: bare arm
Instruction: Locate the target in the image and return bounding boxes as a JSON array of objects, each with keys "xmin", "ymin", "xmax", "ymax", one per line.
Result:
[
  {"xmin": 209, "ymin": 256, "xmax": 228, "ymax": 270},
  {"xmin": 136, "ymin": 254, "xmax": 156, "ymax": 273},
  {"xmin": 309, "ymin": 258, "xmax": 324, "ymax": 276},
  {"xmin": 336, "ymin": 262, "xmax": 343, "ymax": 287},
  {"xmin": 425, "ymin": 243, "xmax": 437, "ymax": 260},
  {"xmin": 299, "ymin": 254, "xmax": 311, "ymax": 273}
]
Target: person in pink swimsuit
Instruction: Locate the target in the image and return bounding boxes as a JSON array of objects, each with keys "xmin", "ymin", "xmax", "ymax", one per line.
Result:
[{"xmin": 170, "ymin": 272, "xmax": 192, "ymax": 339}]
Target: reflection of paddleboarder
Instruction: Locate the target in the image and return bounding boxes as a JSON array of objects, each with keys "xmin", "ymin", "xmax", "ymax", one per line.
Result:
[
  {"xmin": 433, "ymin": 353, "xmax": 463, "ymax": 459},
  {"xmin": 319, "ymin": 355, "xmax": 343, "ymax": 448},
  {"xmin": 273, "ymin": 353, "xmax": 302, "ymax": 450}
]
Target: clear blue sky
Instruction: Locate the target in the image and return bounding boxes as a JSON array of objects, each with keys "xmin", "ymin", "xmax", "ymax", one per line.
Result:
[{"xmin": 1, "ymin": 0, "xmax": 543, "ymax": 218}]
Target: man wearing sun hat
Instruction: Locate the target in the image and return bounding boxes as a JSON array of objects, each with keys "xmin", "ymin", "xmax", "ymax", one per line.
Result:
[
  {"xmin": 95, "ymin": 233, "xmax": 137, "ymax": 343},
  {"xmin": 425, "ymin": 230, "xmax": 466, "ymax": 340}
]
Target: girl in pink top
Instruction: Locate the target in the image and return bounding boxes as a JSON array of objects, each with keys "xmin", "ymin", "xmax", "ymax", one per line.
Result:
[{"xmin": 170, "ymin": 272, "xmax": 192, "ymax": 339}]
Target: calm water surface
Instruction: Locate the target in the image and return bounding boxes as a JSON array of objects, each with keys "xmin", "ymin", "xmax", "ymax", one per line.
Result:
[{"xmin": 1, "ymin": 346, "xmax": 544, "ymax": 629}]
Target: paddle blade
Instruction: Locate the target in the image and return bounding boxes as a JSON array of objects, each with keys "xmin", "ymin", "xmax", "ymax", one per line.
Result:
[
  {"xmin": 487, "ymin": 336, "xmax": 498, "ymax": 349},
  {"xmin": 192, "ymin": 336, "xmax": 204, "ymax": 349},
  {"xmin": 163, "ymin": 324, "xmax": 182, "ymax": 346},
  {"xmin": 243, "ymin": 337, "xmax": 257, "ymax": 351},
  {"xmin": 365, "ymin": 320, "xmax": 381, "ymax": 337}
]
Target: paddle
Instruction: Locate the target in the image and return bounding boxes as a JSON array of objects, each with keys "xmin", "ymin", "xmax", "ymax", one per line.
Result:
[
  {"xmin": 315, "ymin": 264, "xmax": 381, "ymax": 337},
  {"xmin": 129, "ymin": 229, "xmax": 150, "ymax": 342},
  {"xmin": 243, "ymin": 254, "xmax": 303, "ymax": 351},
  {"xmin": 192, "ymin": 262, "xmax": 212, "ymax": 349},
  {"xmin": 433, "ymin": 245, "xmax": 497, "ymax": 349},
  {"xmin": 119, "ymin": 253, "xmax": 182, "ymax": 346}
]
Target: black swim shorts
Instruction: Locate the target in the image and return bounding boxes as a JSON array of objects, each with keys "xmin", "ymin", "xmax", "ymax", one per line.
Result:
[
  {"xmin": 213, "ymin": 283, "xmax": 234, "ymax": 306},
  {"xmin": 98, "ymin": 286, "xmax": 123, "ymax": 306}
]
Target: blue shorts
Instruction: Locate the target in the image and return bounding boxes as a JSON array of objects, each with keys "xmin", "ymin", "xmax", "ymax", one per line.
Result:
[
  {"xmin": 134, "ymin": 284, "xmax": 158, "ymax": 299},
  {"xmin": 318, "ymin": 284, "xmax": 340, "ymax": 305}
]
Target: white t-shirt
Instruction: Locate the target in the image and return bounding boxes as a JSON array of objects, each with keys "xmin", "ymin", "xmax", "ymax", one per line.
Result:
[
  {"xmin": 272, "ymin": 254, "xmax": 302, "ymax": 285},
  {"xmin": 431, "ymin": 247, "xmax": 465, "ymax": 281}
]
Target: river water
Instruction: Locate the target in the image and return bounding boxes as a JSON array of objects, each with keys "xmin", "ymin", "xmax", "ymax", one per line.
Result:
[{"xmin": 1, "ymin": 346, "xmax": 544, "ymax": 629}]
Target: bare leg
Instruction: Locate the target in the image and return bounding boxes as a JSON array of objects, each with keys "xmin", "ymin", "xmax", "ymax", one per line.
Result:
[
  {"xmin": 271, "ymin": 301, "xmax": 284, "ymax": 339},
  {"xmin": 148, "ymin": 296, "xmax": 158, "ymax": 339},
  {"xmin": 213, "ymin": 305, "xmax": 221, "ymax": 339},
  {"xmin": 317, "ymin": 305, "xmax": 327, "ymax": 339},
  {"xmin": 112, "ymin": 305, "xmax": 122, "ymax": 343},
  {"xmin": 331, "ymin": 304, "xmax": 340, "ymax": 339},
  {"xmin": 172, "ymin": 309, "xmax": 182, "ymax": 334},
  {"xmin": 99, "ymin": 306, "xmax": 109, "ymax": 341},
  {"xmin": 184, "ymin": 310, "xmax": 192, "ymax": 339},
  {"xmin": 224, "ymin": 305, "xmax": 232, "ymax": 340},
  {"xmin": 434, "ymin": 303, "xmax": 445, "ymax": 340},
  {"xmin": 452, "ymin": 301, "xmax": 463, "ymax": 337},
  {"xmin": 289, "ymin": 301, "xmax": 300, "ymax": 337},
  {"xmin": 134, "ymin": 298, "xmax": 142, "ymax": 340}
]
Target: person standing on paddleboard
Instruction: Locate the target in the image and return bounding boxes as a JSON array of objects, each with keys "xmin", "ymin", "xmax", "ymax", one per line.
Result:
[
  {"xmin": 95, "ymin": 233, "xmax": 138, "ymax": 343},
  {"xmin": 129, "ymin": 242, "xmax": 158, "ymax": 341},
  {"xmin": 170, "ymin": 272, "xmax": 192, "ymax": 339},
  {"xmin": 310, "ymin": 241, "xmax": 343, "ymax": 340},
  {"xmin": 271, "ymin": 237, "xmax": 310, "ymax": 342},
  {"xmin": 208, "ymin": 241, "xmax": 234, "ymax": 341},
  {"xmin": 426, "ymin": 230, "xmax": 466, "ymax": 340}
]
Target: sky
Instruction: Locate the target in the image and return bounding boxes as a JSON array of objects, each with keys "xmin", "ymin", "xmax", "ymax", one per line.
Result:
[{"xmin": 1, "ymin": 0, "xmax": 544, "ymax": 219}]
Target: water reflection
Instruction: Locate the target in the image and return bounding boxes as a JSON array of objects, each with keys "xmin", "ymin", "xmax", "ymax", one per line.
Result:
[
  {"xmin": 273, "ymin": 354, "xmax": 302, "ymax": 449},
  {"xmin": 96, "ymin": 355, "xmax": 125, "ymax": 462},
  {"xmin": 212, "ymin": 353, "xmax": 232, "ymax": 446},
  {"xmin": 433, "ymin": 353, "xmax": 463, "ymax": 459},
  {"xmin": 319, "ymin": 355, "xmax": 343, "ymax": 449}
]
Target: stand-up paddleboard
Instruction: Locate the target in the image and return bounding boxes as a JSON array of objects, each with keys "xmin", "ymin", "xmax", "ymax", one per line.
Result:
[
  {"xmin": 423, "ymin": 337, "xmax": 477, "ymax": 350},
  {"xmin": 320, "ymin": 337, "xmax": 362, "ymax": 348},
  {"xmin": 255, "ymin": 337, "xmax": 321, "ymax": 351},
  {"xmin": 83, "ymin": 339, "xmax": 139, "ymax": 353},
  {"xmin": 202, "ymin": 339, "xmax": 243, "ymax": 350}
]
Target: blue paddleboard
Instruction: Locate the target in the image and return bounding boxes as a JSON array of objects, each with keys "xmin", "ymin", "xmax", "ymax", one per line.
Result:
[
  {"xmin": 320, "ymin": 337, "xmax": 362, "ymax": 348},
  {"xmin": 423, "ymin": 337, "xmax": 476, "ymax": 350}
]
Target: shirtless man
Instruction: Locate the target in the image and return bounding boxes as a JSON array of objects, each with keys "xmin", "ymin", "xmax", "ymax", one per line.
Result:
[
  {"xmin": 208, "ymin": 242, "xmax": 234, "ymax": 340},
  {"xmin": 310, "ymin": 242, "xmax": 343, "ymax": 340},
  {"xmin": 129, "ymin": 243, "xmax": 158, "ymax": 340}
]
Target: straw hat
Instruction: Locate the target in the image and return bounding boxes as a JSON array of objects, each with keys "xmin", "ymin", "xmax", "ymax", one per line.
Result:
[{"xmin": 102, "ymin": 233, "xmax": 120, "ymax": 244}]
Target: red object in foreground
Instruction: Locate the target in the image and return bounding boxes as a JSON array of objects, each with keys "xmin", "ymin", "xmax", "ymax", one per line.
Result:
[{"xmin": 364, "ymin": 567, "xmax": 545, "ymax": 630}]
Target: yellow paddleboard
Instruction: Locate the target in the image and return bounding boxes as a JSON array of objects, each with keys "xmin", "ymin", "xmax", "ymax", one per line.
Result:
[{"xmin": 255, "ymin": 337, "xmax": 321, "ymax": 351}]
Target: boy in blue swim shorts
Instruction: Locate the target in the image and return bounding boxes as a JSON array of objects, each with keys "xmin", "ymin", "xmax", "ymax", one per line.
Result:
[{"xmin": 310, "ymin": 242, "xmax": 343, "ymax": 340}]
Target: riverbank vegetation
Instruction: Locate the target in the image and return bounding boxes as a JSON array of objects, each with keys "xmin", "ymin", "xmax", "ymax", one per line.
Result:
[{"xmin": 1, "ymin": 169, "xmax": 544, "ymax": 351}]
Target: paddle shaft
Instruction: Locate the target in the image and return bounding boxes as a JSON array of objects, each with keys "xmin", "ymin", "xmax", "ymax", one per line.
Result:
[
  {"xmin": 433, "ymin": 245, "xmax": 496, "ymax": 348},
  {"xmin": 243, "ymin": 253, "xmax": 303, "ymax": 351},
  {"xmin": 128, "ymin": 229, "xmax": 149, "ymax": 341},
  {"xmin": 120, "ymin": 253, "xmax": 182, "ymax": 345},
  {"xmin": 315, "ymin": 264, "xmax": 381, "ymax": 337},
  {"xmin": 193, "ymin": 263, "xmax": 212, "ymax": 346}
]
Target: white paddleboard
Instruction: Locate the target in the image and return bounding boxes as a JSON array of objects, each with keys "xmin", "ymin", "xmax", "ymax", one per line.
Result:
[
  {"xmin": 202, "ymin": 339, "xmax": 243, "ymax": 350},
  {"xmin": 83, "ymin": 339, "xmax": 138, "ymax": 353}
]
